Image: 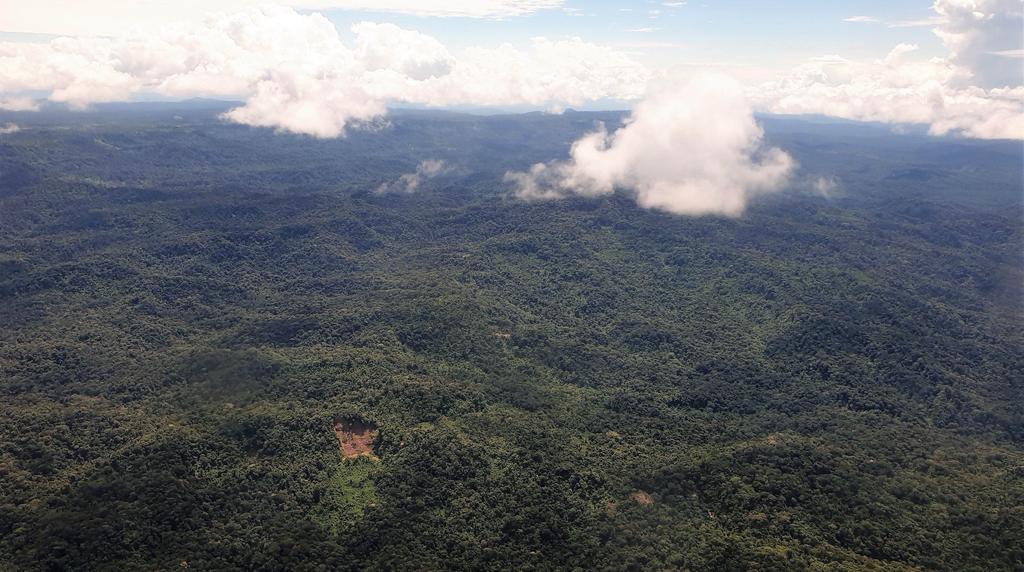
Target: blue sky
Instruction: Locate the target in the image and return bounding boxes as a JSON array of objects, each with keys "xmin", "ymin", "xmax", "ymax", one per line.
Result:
[
  {"xmin": 1, "ymin": 1, "xmax": 947, "ymax": 66},
  {"xmin": 320, "ymin": 1, "xmax": 947, "ymax": 68}
]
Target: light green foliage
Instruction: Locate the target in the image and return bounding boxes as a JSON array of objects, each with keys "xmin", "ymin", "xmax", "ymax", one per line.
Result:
[{"xmin": 317, "ymin": 458, "xmax": 379, "ymax": 532}]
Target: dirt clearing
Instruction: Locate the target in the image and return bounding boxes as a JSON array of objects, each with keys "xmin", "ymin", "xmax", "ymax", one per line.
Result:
[{"xmin": 333, "ymin": 418, "xmax": 379, "ymax": 461}]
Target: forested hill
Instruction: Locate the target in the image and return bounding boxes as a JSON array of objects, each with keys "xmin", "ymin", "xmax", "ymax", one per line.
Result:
[{"xmin": 0, "ymin": 106, "xmax": 1021, "ymax": 570}]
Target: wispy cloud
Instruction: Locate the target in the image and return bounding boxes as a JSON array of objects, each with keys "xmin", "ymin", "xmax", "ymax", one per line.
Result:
[
  {"xmin": 887, "ymin": 16, "xmax": 946, "ymax": 28},
  {"xmin": 0, "ymin": 97, "xmax": 40, "ymax": 112},
  {"xmin": 0, "ymin": 1, "xmax": 567, "ymax": 36},
  {"xmin": 843, "ymin": 14, "xmax": 947, "ymax": 28},
  {"xmin": 323, "ymin": 0, "xmax": 567, "ymax": 18},
  {"xmin": 616, "ymin": 41, "xmax": 687, "ymax": 50},
  {"xmin": 812, "ymin": 176, "xmax": 839, "ymax": 196},
  {"xmin": 991, "ymin": 49, "xmax": 1024, "ymax": 58},
  {"xmin": 627, "ymin": 27, "xmax": 659, "ymax": 33},
  {"xmin": 377, "ymin": 159, "xmax": 451, "ymax": 193}
]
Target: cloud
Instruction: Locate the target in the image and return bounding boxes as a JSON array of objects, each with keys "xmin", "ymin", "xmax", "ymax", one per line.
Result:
[
  {"xmin": 840, "ymin": 2, "xmax": 1022, "ymax": 87},
  {"xmin": 0, "ymin": 1, "xmax": 565, "ymax": 37},
  {"xmin": 315, "ymin": 0, "xmax": 566, "ymax": 18},
  {"xmin": 352, "ymin": 22, "xmax": 454, "ymax": 80},
  {"xmin": 843, "ymin": 16, "xmax": 880, "ymax": 23},
  {"xmin": 413, "ymin": 37, "xmax": 649, "ymax": 109},
  {"xmin": 377, "ymin": 159, "xmax": 450, "ymax": 193},
  {"xmin": 754, "ymin": 0, "xmax": 1024, "ymax": 140},
  {"xmin": 0, "ymin": 96, "xmax": 39, "ymax": 111},
  {"xmin": 933, "ymin": 0, "xmax": 1024, "ymax": 88},
  {"xmin": 0, "ymin": 37, "xmax": 141, "ymax": 109},
  {"xmin": 0, "ymin": 6, "xmax": 648, "ymax": 137},
  {"xmin": 222, "ymin": 71, "xmax": 387, "ymax": 138},
  {"xmin": 843, "ymin": 14, "xmax": 946, "ymax": 27},
  {"xmin": 887, "ymin": 17, "xmax": 947, "ymax": 28},
  {"xmin": 1, "ymin": 2, "xmax": 1019, "ymax": 142},
  {"xmin": 991, "ymin": 49, "xmax": 1024, "ymax": 58},
  {"xmin": 811, "ymin": 176, "xmax": 838, "ymax": 196},
  {"xmin": 616, "ymin": 41, "xmax": 687, "ymax": 50},
  {"xmin": 753, "ymin": 44, "xmax": 1024, "ymax": 140},
  {"xmin": 504, "ymin": 74, "xmax": 795, "ymax": 216},
  {"xmin": 0, "ymin": 122, "xmax": 20, "ymax": 134}
]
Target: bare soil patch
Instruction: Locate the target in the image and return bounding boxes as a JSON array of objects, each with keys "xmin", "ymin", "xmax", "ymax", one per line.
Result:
[
  {"xmin": 629, "ymin": 490, "xmax": 654, "ymax": 505},
  {"xmin": 333, "ymin": 418, "xmax": 379, "ymax": 461}
]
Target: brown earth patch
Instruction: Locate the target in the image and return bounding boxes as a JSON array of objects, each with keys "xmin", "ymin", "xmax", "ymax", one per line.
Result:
[
  {"xmin": 333, "ymin": 418, "xmax": 379, "ymax": 461},
  {"xmin": 605, "ymin": 500, "xmax": 619, "ymax": 517},
  {"xmin": 629, "ymin": 490, "xmax": 654, "ymax": 505}
]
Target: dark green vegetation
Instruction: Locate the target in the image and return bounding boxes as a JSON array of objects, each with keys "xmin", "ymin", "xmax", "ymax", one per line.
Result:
[{"xmin": 0, "ymin": 103, "xmax": 1022, "ymax": 570}]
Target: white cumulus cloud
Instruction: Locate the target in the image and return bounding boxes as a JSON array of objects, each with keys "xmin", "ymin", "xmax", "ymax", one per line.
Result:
[
  {"xmin": 752, "ymin": 44, "xmax": 1024, "ymax": 139},
  {"xmin": 504, "ymin": 74, "xmax": 795, "ymax": 216},
  {"xmin": 352, "ymin": 22, "xmax": 454, "ymax": 80},
  {"xmin": 412, "ymin": 37, "xmax": 649, "ymax": 109},
  {"xmin": 933, "ymin": 0, "xmax": 1024, "ymax": 88},
  {"xmin": 0, "ymin": 6, "xmax": 648, "ymax": 137},
  {"xmin": 753, "ymin": 0, "xmax": 1024, "ymax": 140},
  {"xmin": 1, "ymin": 2, "xmax": 1020, "ymax": 141}
]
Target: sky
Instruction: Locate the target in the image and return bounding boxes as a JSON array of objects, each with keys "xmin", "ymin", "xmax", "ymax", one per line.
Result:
[
  {"xmin": 322, "ymin": 1, "xmax": 951, "ymax": 71},
  {"xmin": 0, "ymin": 1, "xmax": 1021, "ymax": 138},
  {"xmin": 0, "ymin": 1, "xmax": 957, "ymax": 67},
  {"xmin": 0, "ymin": 1, "xmax": 1021, "ymax": 216}
]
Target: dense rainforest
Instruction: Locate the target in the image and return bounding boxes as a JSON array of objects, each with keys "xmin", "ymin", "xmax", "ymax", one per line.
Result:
[{"xmin": 0, "ymin": 102, "xmax": 1021, "ymax": 571}]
